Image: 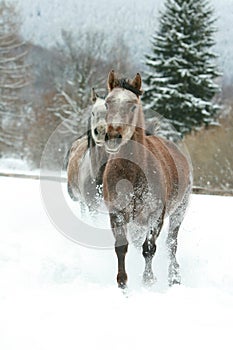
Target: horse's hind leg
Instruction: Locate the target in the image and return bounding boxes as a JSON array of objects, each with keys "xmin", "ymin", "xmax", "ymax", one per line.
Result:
[
  {"xmin": 167, "ymin": 192, "xmax": 190, "ymax": 286},
  {"xmin": 110, "ymin": 213, "xmax": 128, "ymax": 289},
  {"xmin": 142, "ymin": 210, "xmax": 165, "ymax": 285}
]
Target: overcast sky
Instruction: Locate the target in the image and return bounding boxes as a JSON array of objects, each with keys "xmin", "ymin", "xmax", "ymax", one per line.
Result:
[{"xmin": 9, "ymin": 0, "xmax": 233, "ymax": 80}]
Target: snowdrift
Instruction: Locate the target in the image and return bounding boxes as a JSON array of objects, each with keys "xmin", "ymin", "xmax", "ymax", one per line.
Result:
[{"xmin": 0, "ymin": 176, "xmax": 233, "ymax": 350}]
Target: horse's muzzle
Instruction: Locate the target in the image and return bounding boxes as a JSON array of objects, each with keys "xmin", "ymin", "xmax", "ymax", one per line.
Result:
[
  {"xmin": 105, "ymin": 132, "xmax": 123, "ymax": 153},
  {"xmin": 104, "ymin": 124, "xmax": 123, "ymax": 152},
  {"xmin": 105, "ymin": 131, "xmax": 122, "ymax": 142}
]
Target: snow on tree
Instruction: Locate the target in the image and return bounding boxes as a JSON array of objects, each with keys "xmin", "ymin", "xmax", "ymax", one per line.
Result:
[
  {"xmin": 47, "ymin": 30, "xmax": 109, "ymax": 138},
  {"xmin": 48, "ymin": 30, "xmax": 134, "ymax": 136},
  {"xmin": 0, "ymin": 1, "xmax": 31, "ymax": 157},
  {"xmin": 143, "ymin": 0, "xmax": 221, "ymax": 135}
]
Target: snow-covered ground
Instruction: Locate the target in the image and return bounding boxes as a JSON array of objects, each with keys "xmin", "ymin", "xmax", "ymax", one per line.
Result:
[
  {"xmin": 1, "ymin": 176, "xmax": 233, "ymax": 349},
  {"xmin": 0, "ymin": 157, "xmax": 37, "ymax": 174}
]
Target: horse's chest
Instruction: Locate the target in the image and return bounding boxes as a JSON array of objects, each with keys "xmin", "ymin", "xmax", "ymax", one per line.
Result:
[
  {"xmin": 105, "ymin": 160, "xmax": 153, "ymax": 211},
  {"xmin": 106, "ymin": 158, "xmax": 145, "ymax": 182}
]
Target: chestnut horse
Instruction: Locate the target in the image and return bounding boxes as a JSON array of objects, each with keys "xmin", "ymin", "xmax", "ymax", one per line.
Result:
[
  {"xmin": 103, "ymin": 71, "xmax": 192, "ymax": 288},
  {"xmin": 67, "ymin": 89, "xmax": 108, "ymax": 211}
]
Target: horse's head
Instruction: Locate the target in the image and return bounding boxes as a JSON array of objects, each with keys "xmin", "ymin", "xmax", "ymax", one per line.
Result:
[
  {"xmin": 91, "ymin": 88, "xmax": 107, "ymax": 146},
  {"xmin": 104, "ymin": 70, "xmax": 143, "ymax": 154}
]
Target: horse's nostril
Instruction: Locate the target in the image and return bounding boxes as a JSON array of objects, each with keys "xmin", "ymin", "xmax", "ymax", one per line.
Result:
[
  {"xmin": 105, "ymin": 133, "xmax": 109, "ymax": 142},
  {"xmin": 117, "ymin": 134, "xmax": 122, "ymax": 139},
  {"xmin": 94, "ymin": 127, "xmax": 98, "ymax": 136}
]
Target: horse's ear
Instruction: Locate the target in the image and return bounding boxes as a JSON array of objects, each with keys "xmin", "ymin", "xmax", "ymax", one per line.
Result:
[
  {"xmin": 91, "ymin": 88, "xmax": 98, "ymax": 103},
  {"xmin": 131, "ymin": 73, "xmax": 142, "ymax": 91},
  {"xmin": 108, "ymin": 70, "xmax": 116, "ymax": 91}
]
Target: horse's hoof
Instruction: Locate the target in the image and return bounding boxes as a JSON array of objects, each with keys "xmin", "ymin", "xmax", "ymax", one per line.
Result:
[
  {"xmin": 168, "ymin": 274, "xmax": 181, "ymax": 287},
  {"xmin": 118, "ymin": 281, "xmax": 127, "ymax": 290},
  {"xmin": 168, "ymin": 263, "xmax": 181, "ymax": 286},
  {"xmin": 117, "ymin": 272, "xmax": 128, "ymax": 289},
  {"xmin": 143, "ymin": 271, "xmax": 157, "ymax": 287}
]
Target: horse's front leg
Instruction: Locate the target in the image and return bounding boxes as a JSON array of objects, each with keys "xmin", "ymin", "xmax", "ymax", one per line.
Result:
[
  {"xmin": 166, "ymin": 225, "xmax": 181, "ymax": 286},
  {"xmin": 167, "ymin": 191, "xmax": 190, "ymax": 286},
  {"xmin": 142, "ymin": 231, "xmax": 157, "ymax": 285},
  {"xmin": 115, "ymin": 240, "xmax": 128, "ymax": 289},
  {"xmin": 142, "ymin": 211, "xmax": 164, "ymax": 286},
  {"xmin": 110, "ymin": 213, "xmax": 128, "ymax": 289}
]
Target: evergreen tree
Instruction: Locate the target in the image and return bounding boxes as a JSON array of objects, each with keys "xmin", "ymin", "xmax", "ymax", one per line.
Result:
[{"xmin": 143, "ymin": 0, "xmax": 220, "ymax": 135}]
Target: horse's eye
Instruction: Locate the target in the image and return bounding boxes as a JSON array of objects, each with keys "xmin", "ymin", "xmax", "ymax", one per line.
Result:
[{"xmin": 131, "ymin": 105, "xmax": 137, "ymax": 112}]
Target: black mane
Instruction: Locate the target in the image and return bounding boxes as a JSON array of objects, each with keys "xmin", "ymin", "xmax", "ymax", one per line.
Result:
[
  {"xmin": 117, "ymin": 78, "xmax": 143, "ymax": 97},
  {"xmin": 87, "ymin": 115, "xmax": 96, "ymax": 148}
]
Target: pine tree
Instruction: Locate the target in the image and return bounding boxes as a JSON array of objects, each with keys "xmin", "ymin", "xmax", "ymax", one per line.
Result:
[{"xmin": 143, "ymin": 0, "xmax": 220, "ymax": 135}]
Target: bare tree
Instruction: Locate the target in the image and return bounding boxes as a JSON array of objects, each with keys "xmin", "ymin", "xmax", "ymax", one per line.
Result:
[
  {"xmin": 48, "ymin": 29, "xmax": 135, "ymax": 137},
  {"xmin": 0, "ymin": 1, "xmax": 31, "ymax": 158}
]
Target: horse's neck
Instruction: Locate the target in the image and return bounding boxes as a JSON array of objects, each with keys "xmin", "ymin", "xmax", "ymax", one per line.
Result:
[
  {"xmin": 132, "ymin": 105, "xmax": 146, "ymax": 144},
  {"xmin": 90, "ymin": 141, "xmax": 107, "ymax": 178},
  {"xmin": 90, "ymin": 143, "xmax": 103, "ymax": 162}
]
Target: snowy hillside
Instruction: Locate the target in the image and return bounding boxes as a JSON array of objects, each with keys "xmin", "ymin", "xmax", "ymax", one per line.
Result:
[
  {"xmin": 1, "ymin": 176, "xmax": 233, "ymax": 349},
  {"xmin": 10, "ymin": 0, "xmax": 233, "ymax": 81}
]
